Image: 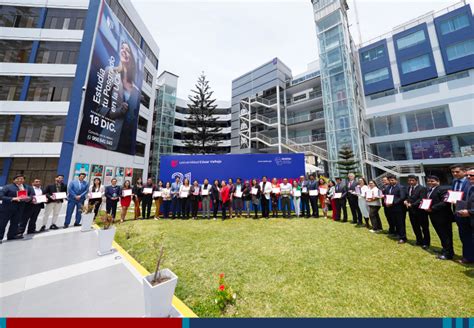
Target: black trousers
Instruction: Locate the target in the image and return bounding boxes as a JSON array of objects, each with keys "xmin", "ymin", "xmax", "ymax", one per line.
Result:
[
  {"xmin": 368, "ymin": 206, "xmax": 383, "ymax": 231},
  {"xmin": 106, "ymin": 200, "xmax": 118, "ymax": 219},
  {"xmin": 335, "ymin": 198, "xmax": 348, "ymax": 221},
  {"xmin": 89, "ymin": 199, "xmax": 102, "ymax": 218},
  {"xmin": 408, "ymin": 209, "xmax": 430, "ymax": 246},
  {"xmin": 430, "ymin": 214, "xmax": 454, "ymax": 257},
  {"xmin": 391, "ymin": 206, "xmax": 407, "ymax": 240},
  {"xmin": 212, "ymin": 199, "xmax": 220, "ymax": 218},
  {"xmin": 261, "ymin": 197, "xmax": 270, "ymax": 218},
  {"xmin": 301, "ymin": 196, "xmax": 310, "ymax": 217},
  {"xmin": 222, "ymin": 200, "xmax": 230, "ymax": 220},
  {"xmin": 0, "ymin": 204, "xmax": 26, "ymax": 240},
  {"xmin": 309, "ymin": 196, "xmax": 319, "ymax": 217},
  {"xmin": 455, "ymin": 216, "xmax": 474, "ymax": 262},
  {"xmin": 281, "ymin": 197, "xmax": 291, "ymax": 217},
  {"xmin": 181, "ymin": 198, "xmax": 190, "ymax": 218},
  {"xmin": 384, "ymin": 206, "xmax": 397, "ymax": 234},
  {"xmin": 348, "ymin": 195, "xmax": 361, "ymax": 223},
  {"xmin": 19, "ymin": 204, "xmax": 42, "ymax": 234},
  {"xmin": 191, "ymin": 199, "xmax": 199, "ymax": 218},
  {"xmin": 142, "ymin": 196, "xmax": 153, "ymax": 219}
]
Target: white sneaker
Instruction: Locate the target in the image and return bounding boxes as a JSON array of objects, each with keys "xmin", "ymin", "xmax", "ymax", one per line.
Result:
[{"xmin": 369, "ymin": 229, "xmax": 376, "ymax": 233}]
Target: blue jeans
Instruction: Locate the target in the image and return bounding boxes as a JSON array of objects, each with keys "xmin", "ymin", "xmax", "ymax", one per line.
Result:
[
  {"xmin": 171, "ymin": 197, "xmax": 181, "ymax": 218},
  {"xmin": 64, "ymin": 200, "xmax": 84, "ymax": 226}
]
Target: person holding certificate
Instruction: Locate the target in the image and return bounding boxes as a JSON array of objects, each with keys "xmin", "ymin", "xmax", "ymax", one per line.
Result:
[
  {"xmin": 385, "ymin": 175, "xmax": 407, "ymax": 244},
  {"xmin": 357, "ymin": 178, "xmax": 370, "ymax": 228},
  {"xmin": 334, "ymin": 177, "xmax": 348, "ymax": 222},
  {"xmin": 404, "ymin": 175, "xmax": 430, "ymax": 249},
  {"xmin": 455, "ymin": 167, "xmax": 474, "ymax": 264},
  {"xmin": 299, "ymin": 176, "xmax": 310, "ymax": 218},
  {"xmin": 119, "ymin": 180, "xmax": 133, "ymax": 223},
  {"xmin": 366, "ymin": 180, "xmax": 383, "ymax": 233},
  {"xmin": 308, "ymin": 175, "xmax": 319, "ymax": 218},
  {"xmin": 132, "ymin": 178, "xmax": 143, "ymax": 220},
  {"xmin": 318, "ymin": 178, "xmax": 328, "ymax": 219},
  {"xmin": 189, "ymin": 180, "xmax": 201, "ymax": 220},
  {"xmin": 280, "ymin": 178, "xmax": 292, "ymax": 218},
  {"xmin": 292, "ymin": 180, "xmax": 302, "ymax": 218},
  {"xmin": 105, "ymin": 178, "xmax": 121, "ymax": 223},
  {"xmin": 153, "ymin": 180, "xmax": 164, "ymax": 220},
  {"xmin": 0, "ymin": 174, "xmax": 33, "ymax": 241},
  {"xmin": 423, "ymin": 175, "xmax": 454, "ymax": 260},
  {"xmin": 201, "ymin": 179, "xmax": 212, "ymax": 219},
  {"xmin": 259, "ymin": 176, "xmax": 272, "ymax": 219},
  {"xmin": 220, "ymin": 180, "xmax": 231, "ymax": 220},
  {"xmin": 270, "ymin": 178, "xmax": 280, "ymax": 218},
  {"xmin": 211, "ymin": 179, "xmax": 220, "ymax": 220},
  {"xmin": 450, "ymin": 165, "xmax": 473, "ymax": 264},
  {"xmin": 40, "ymin": 175, "xmax": 67, "ymax": 231},
  {"xmin": 161, "ymin": 182, "xmax": 172, "ymax": 219},
  {"xmin": 88, "ymin": 178, "xmax": 105, "ymax": 220},
  {"xmin": 347, "ymin": 173, "xmax": 362, "ymax": 224},
  {"xmin": 64, "ymin": 173, "xmax": 89, "ymax": 228},
  {"xmin": 233, "ymin": 178, "xmax": 244, "ymax": 218},
  {"xmin": 327, "ymin": 180, "xmax": 337, "ymax": 221},
  {"xmin": 18, "ymin": 178, "xmax": 44, "ymax": 235},
  {"xmin": 251, "ymin": 179, "xmax": 261, "ymax": 219},
  {"xmin": 179, "ymin": 178, "xmax": 191, "ymax": 219},
  {"xmin": 381, "ymin": 176, "xmax": 395, "ymax": 235},
  {"xmin": 141, "ymin": 178, "xmax": 155, "ymax": 220},
  {"xmin": 171, "ymin": 176, "xmax": 182, "ymax": 219},
  {"xmin": 242, "ymin": 180, "xmax": 252, "ymax": 218},
  {"xmin": 227, "ymin": 178, "xmax": 235, "ymax": 219}
]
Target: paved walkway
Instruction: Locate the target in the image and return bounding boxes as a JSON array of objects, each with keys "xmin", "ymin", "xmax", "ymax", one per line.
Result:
[{"xmin": 0, "ymin": 218, "xmax": 194, "ymax": 317}]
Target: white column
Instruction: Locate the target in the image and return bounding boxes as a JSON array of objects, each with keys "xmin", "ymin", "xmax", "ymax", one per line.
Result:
[{"xmin": 276, "ymin": 86, "xmax": 282, "ymax": 153}]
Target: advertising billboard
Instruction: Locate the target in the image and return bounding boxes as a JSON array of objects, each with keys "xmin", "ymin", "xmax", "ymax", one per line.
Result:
[
  {"xmin": 77, "ymin": 0, "xmax": 145, "ymax": 155},
  {"xmin": 159, "ymin": 154, "xmax": 305, "ymax": 183}
]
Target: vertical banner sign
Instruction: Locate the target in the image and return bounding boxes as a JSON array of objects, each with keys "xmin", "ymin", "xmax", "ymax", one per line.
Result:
[
  {"xmin": 78, "ymin": 0, "xmax": 146, "ymax": 155},
  {"xmin": 104, "ymin": 166, "xmax": 114, "ymax": 186},
  {"xmin": 74, "ymin": 163, "xmax": 90, "ymax": 180}
]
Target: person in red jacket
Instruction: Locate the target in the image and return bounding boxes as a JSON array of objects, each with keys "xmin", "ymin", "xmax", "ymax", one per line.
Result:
[{"xmin": 220, "ymin": 180, "xmax": 231, "ymax": 220}]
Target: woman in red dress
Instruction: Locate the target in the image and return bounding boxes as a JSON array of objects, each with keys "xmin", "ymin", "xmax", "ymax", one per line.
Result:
[
  {"xmin": 120, "ymin": 180, "xmax": 133, "ymax": 223},
  {"xmin": 220, "ymin": 181, "xmax": 231, "ymax": 220}
]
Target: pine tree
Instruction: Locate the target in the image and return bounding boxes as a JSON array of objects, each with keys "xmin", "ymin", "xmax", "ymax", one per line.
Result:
[
  {"xmin": 183, "ymin": 73, "xmax": 223, "ymax": 154},
  {"xmin": 336, "ymin": 146, "xmax": 359, "ymax": 178}
]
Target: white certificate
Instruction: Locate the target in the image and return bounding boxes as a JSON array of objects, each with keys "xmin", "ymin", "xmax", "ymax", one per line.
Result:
[
  {"xmin": 293, "ymin": 190, "xmax": 301, "ymax": 197},
  {"xmin": 319, "ymin": 188, "xmax": 327, "ymax": 195},
  {"xmin": 365, "ymin": 190, "xmax": 373, "ymax": 199},
  {"xmin": 385, "ymin": 195, "xmax": 394, "ymax": 205},
  {"xmin": 53, "ymin": 192, "xmax": 67, "ymax": 200},
  {"xmin": 333, "ymin": 193, "xmax": 342, "ymax": 199},
  {"xmin": 302, "ymin": 187, "xmax": 308, "ymax": 193},
  {"xmin": 180, "ymin": 191, "xmax": 188, "ymax": 198},
  {"xmin": 235, "ymin": 191, "xmax": 243, "ymax": 198},
  {"xmin": 122, "ymin": 189, "xmax": 132, "ymax": 197},
  {"xmin": 201, "ymin": 189, "xmax": 209, "ymax": 196},
  {"xmin": 153, "ymin": 191, "xmax": 162, "ymax": 198},
  {"xmin": 446, "ymin": 190, "xmax": 463, "ymax": 204},
  {"xmin": 143, "ymin": 188, "xmax": 153, "ymax": 194},
  {"xmin": 419, "ymin": 198, "xmax": 432, "ymax": 210},
  {"xmin": 34, "ymin": 195, "xmax": 47, "ymax": 204},
  {"xmin": 272, "ymin": 187, "xmax": 280, "ymax": 194},
  {"xmin": 309, "ymin": 189, "xmax": 319, "ymax": 196},
  {"xmin": 251, "ymin": 187, "xmax": 258, "ymax": 195},
  {"xmin": 90, "ymin": 192, "xmax": 102, "ymax": 199}
]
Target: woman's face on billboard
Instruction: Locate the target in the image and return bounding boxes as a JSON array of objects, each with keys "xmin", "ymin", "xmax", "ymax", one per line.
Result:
[{"xmin": 120, "ymin": 42, "xmax": 132, "ymax": 66}]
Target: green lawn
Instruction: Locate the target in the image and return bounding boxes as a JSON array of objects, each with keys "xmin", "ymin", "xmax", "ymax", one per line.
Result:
[{"xmin": 110, "ymin": 206, "xmax": 473, "ymax": 317}]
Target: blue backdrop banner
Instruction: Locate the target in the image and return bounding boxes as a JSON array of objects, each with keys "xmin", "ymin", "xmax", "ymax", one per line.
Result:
[{"xmin": 159, "ymin": 154, "xmax": 305, "ymax": 183}]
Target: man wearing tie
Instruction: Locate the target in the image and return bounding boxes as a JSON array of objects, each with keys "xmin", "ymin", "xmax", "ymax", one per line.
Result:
[
  {"xmin": 423, "ymin": 175, "xmax": 454, "ymax": 260},
  {"xmin": 41, "ymin": 175, "xmax": 67, "ymax": 231},
  {"xmin": 404, "ymin": 175, "xmax": 430, "ymax": 249},
  {"xmin": 105, "ymin": 178, "xmax": 121, "ymax": 222},
  {"xmin": 456, "ymin": 168, "xmax": 474, "ymax": 264},
  {"xmin": 347, "ymin": 173, "xmax": 362, "ymax": 224},
  {"xmin": 307, "ymin": 175, "xmax": 319, "ymax": 218},
  {"xmin": 381, "ymin": 176, "xmax": 395, "ymax": 235},
  {"xmin": 64, "ymin": 173, "xmax": 89, "ymax": 228},
  {"xmin": 18, "ymin": 178, "xmax": 44, "ymax": 235},
  {"xmin": 334, "ymin": 177, "xmax": 348, "ymax": 221},
  {"xmin": 171, "ymin": 176, "xmax": 182, "ymax": 219},
  {"xmin": 386, "ymin": 175, "xmax": 407, "ymax": 244},
  {"xmin": 0, "ymin": 174, "xmax": 33, "ymax": 241},
  {"xmin": 259, "ymin": 176, "xmax": 272, "ymax": 218},
  {"xmin": 450, "ymin": 165, "xmax": 473, "ymax": 264}
]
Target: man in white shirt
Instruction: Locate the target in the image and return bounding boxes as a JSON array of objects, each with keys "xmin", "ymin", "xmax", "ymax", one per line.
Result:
[
  {"xmin": 280, "ymin": 178, "xmax": 292, "ymax": 218},
  {"xmin": 259, "ymin": 176, "xmax": 272, "ymax": 218},
  {"xmin": 18, "ymin": 178, "xmax": 44, "ymax": 235}
]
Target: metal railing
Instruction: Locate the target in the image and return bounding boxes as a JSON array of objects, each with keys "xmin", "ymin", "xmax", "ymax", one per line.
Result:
[
  {"xmin": 249, "ymin": 96, "xmax": 277, "ymax": 107},
  {"xmin": 286, "ymin": 91, "xmax": 322, "ymax": 106},
  {"xmin": 250, "ymin": 113, "xmax": 279, "ymax": 126},
  {"xmin": 286, "ymin": 111, "xmax": 324, "ymax": 125}
]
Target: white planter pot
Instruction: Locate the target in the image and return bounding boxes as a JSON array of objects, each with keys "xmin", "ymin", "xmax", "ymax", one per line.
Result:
[
  {"xmin": 143, "ymin": 269, "xmax": 178, "ymax": 317},
  {"xmin": 97, "ymin": 227, "xmax": 116, "ymax": 256},
  {"xmin": 81, "ymin": 213, "xmax": 95, "ymax": 232}
]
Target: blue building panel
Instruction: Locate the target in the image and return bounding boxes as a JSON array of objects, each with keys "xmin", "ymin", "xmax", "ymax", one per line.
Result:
[
  {"xmin": 359, "ymin": 39, "xmax": 395, "ymax": 95},
  {"xmin": 434, "ymin": 4, "xmax": 474, "ymax": 74},
  {"xmin": 393, "ymin": 23, "xmax": 438, "ymax": 86}
]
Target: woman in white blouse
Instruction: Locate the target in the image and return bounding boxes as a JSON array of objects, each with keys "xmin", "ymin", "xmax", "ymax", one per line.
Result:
[
  {"xmin": 88, "ymin": 178, "xmax": 105, "ymax": 219},
  {"xmin": 179, "ymin": 178, "xmax": 191, "ymax": 219},
  {"xmin": 357, "ymin": 178, "xmax": 371, "ymax": 229},
  {"xmin": 366, "ymin": 180, "xmax": 383, "ymax": 233}
]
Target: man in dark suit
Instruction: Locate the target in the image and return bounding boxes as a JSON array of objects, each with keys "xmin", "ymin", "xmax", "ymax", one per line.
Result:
[
  {"xmin": 347, "ymin": 173, "xmax": 362, "ymax": 224},
  {"xmin": 386, "ymin": 175, "xmax": 407, "ymax": 244},
  {"xmin": 307, "ymin": 175, "xmax": 319, "ymax": 218},
  {"xmin": 450, "ymin": 165, "xmax": 473, "ymax": 264},
  {"xmin": 41, "ymin": 175, "xmax": 67, "ymax": 231},
  {"xmin": 380, "ymin": 176, "xmax": 395, "ymax": 235},
  {"xmin": 404, "ymin": 175, "xmax": 430, "ymax": 249},
  {"xmin": 334, "ymin": 177, "xmax": 348, "ymax": 221},
  {"xmin": 18, "ymin": 178, "xmax": 45, "ymax": 235},
  {"xmin": 456, "ymin": 167, "xmax": 474, "ymax": 264},
  {"xmin": 105, "ymin": 178, "xmax": 121, "ymax": 222},
  {"xmin": 0, "ymin": 174, "xmax": 33, "ymax": 241},
  {"xmin": 423, "ymin": 175, "xmax": 454, "ymax": 260}
]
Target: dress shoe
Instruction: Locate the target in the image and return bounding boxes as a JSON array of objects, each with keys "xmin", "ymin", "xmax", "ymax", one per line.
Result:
[
  {"xmin": 437, "ymin": 254, "xmax": 453, "ymax": 260},
  {"xmin": 63, "ymin": 225, "xmax": 69, "ymax": 229},
  {"xmin": 398, "ymin": 239, "xmax": 406, "ymax": 244},
  {"xmin": 74, "ymin": 223, "xmax": 81, "ymax": 227},
  {"xmin": 7, "ymin": 235, "xmax": 24, "ymax": 240},
  {"xmin": 458, "ymin": 258, "xmax": 474, "ymax": 264},
  {"xmin": 0, "ymin": 240, "xmax": 2, "ymax": 244},
  {"xmin": 422, "ymin": 245, "xmax": 429, "ymax": 250},
  {"xmin": 39, "ymin": 225, "xmax": 46, "ymax": 232},
  {"xmin": 50, "ymin": 224, "xmax": 58, "ymax": 230},
  {"xmin": 27, "ymin": 230, "xmax": 40, "ymax": 234}
]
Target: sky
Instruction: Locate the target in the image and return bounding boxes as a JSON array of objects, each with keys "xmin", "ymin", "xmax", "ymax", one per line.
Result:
[{"xmin": 131, "ymin": 0, "xmax": 473, "ymax": 101}]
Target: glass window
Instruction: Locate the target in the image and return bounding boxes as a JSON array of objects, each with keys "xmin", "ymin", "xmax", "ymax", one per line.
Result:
[
  {"xmin": 138, "ymin": 116, "xmax": 148, "ymax": 132},
  {"xmin": 0, "ymin": 40, "xmax": 33, "ymax": 63},
  {"xmin": 446, "ymin": 39, "xmax": 474, "ymax": 61},
  {"xmin": 27, "ymin": 77, "xmax": 73, "ymax": 102},
  {"xmin": 0, "ymin": 116, "xmax": 15, "ymax": 141},
  {"xmin": 387, "ymin": 116, "xmax": 402, "ymax": 135},
  {"xmin": 364, "ymin": 67, "xmax": 389, "ymax": 84},
  {"xmin": 0, "ymin": 6, "xmax": 40, "ymax": 28},
  {"xmin": 44, "ymin": 8, "xmax": 87, "ymax": 30},
  {"xmin": 432, "ymin": 107, "xmax": 449, "ymax": 129},
  {"xmin": 8, "ymin": 158, "xmax": 58, "ymax": 184},
  {"xmin": 411, "ymin": 137, "xmax": 453, "ymax": 159},
  {"xmin": 135, "ymin": 141, "xmax": 146, "ymax": 157},
  {"xmin": 144, "ymin": 68, "xmax": 153, "ymax": 87},
  {"xmin": 141, "ymin": 91, "xmax": 151, "ymax": 109},
  {"xmin": 401, "ymin": 54, "xmax": 430, "ymax": 74},
  {"xmin": 0, "ymin": 76, "xmax": 25, "ymax": 101},
  {"xmin": 406, "ymin": 106, "xmax": 450, "ymax": 132},
  {"xmin": 36, "ymin": 42, "xmax": 81, "ymax": 64},
  {"xmin": 396, "ymin": 29, "xmax": 426, "ymax": 50},
  {"xmin": 324, "ymin": 26, "xmax": 340, "ymax": 50},
  {"xmin": 440, "ymin": 13, "xmax": 470, "ymax": 35},
  {"xmin": 17, "ymin": 115, "xmax": 66, "ymax": 142},
  {"xmin": 327, "ymin": 47, "xmax": 341, "ymax": 67},
  {"xmin": 361, "ymin": 45, "xmax": 385, "ymax": 62}
]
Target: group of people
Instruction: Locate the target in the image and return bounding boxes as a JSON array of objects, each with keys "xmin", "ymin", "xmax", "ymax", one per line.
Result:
[{"xmin": 1, "ymin": 166, "xmax": 473, "ymax": 265}]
